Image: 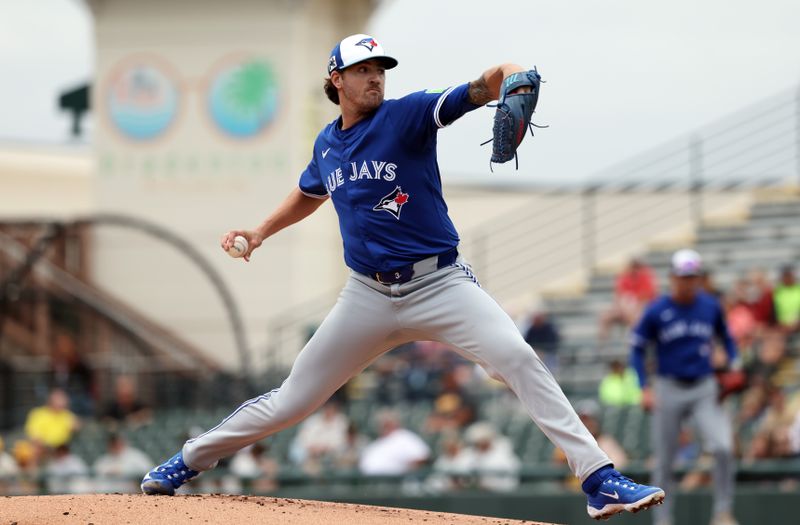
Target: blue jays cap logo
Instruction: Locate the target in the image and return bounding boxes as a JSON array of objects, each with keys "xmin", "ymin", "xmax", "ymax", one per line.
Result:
[
  {"xmin": 356, "ymin": 37, "xmax": 378, "ymax": 52},
  {"xmin": 373, "ymin": 186, "xmax": 409, "ymax": 219}
]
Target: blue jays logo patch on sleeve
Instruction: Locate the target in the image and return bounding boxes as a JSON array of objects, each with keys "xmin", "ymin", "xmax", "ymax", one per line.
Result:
[{"xmin": 373, "ymin": 186, "xmax": 409, "ymax": 219}]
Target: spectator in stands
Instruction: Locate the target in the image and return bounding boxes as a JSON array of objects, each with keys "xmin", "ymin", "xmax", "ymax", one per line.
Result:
[
  {"xmin": 427, "ymin": 431, "xmax": 470, "ymax": 492},
  {"xmin": 102, "ymin": 376, "xmax": 152, "ymax": 429},
  {"xmin": 359, "ymin": 409, "xmax": 430, "ymax": 476},
  {"xmin": 11, "ymin": 440, "xmax": 38, "ymax": 475},
  {"xmin": 673, "ymin": 426, "xmax": 701, "ymax": 471},
  {"xmin": 93, "ymin": 433, "xmax": 153, "ymax": 493},
  {"xmin": 598, "ymin": 360, "xmax": 642, "ymax": 406},
  {"xmin": 335, "ymin": 422, "xmax": 369, "ymax": 471},
  {"xmin": 424, "ymin": 370, "xmax": 477, "ymax": 434},
  {"xmin": 523, "ymin": 311, "xmax": 561, "ymax": 373},
  {"xmin": 289, "ymin": 400, "xmax": 348, "ymax": 475},
  {"xmin": 772, "ymin": 265, "xmax": 800, "ymax": 333},
  {"xmin": 745, "ymin": 386, "xmax": 800, "ymax": 460},
  {"xmin": 0, "ymin": 436, "xmax": 18, "ymax": 475},
  {"xmin": 725, "ymin": 280, "xmax": 758, "ymax": 349},
  {"xmin": 458, "ymin": 421, "xmax": 521, "ymax": 492},
  {"xmin": 229, "ymin": 442, "xmax": 280, "ymax": 493},
  {"xmin": 556, "ymin": 399, "xmax": 628, "ymax": 470},
  {"xmin": 45, "ymin": 443, "xmax": 91, "ymax": 494},
  {"xmin": 50, "ymin": 331, "xmax": 95, "ymax": 417},
  {"xmin": 24, "ymin": 388, "xmax": 79, "ymax": 451},
  {"xmin": 744, "ymin": 268, "xmax": 774, "ymax": 329},
  {"xmin": 787, "ymin": 407, "xmax": 800, "ymax": 457},
  {"xmin": 9, "ymin": 440, "xmax": 39, "ymax": 495},
  {"xmin": 553, "ymin": 400, "xmax": 628, "ymax": 492},
  {"xmin": 673, "ymin": 426, "xmax": 715, "ymax": 492},
  {"xmin": 736, "ymin": 378, "xmax": 770, "ymax": 428},
  {"xmin": 598, "ymin": 257, "xmax": 657, "ymax": 342},
  {"xmin": 371, "ymin": 347, "xmax": 412, "ymax": 404},
  {"xmin": 403, "ymin": 341, "xmax": 468, "ymax": 402}
]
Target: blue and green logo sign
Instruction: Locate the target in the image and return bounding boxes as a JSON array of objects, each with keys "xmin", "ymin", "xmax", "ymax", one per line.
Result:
[
  {"xmin": 208, "ymin": 59, "xmax": 279, "ymax": 138},
  {"xmin": 107, "ymin": 62, "xmax": 179, "ymax": 141}
]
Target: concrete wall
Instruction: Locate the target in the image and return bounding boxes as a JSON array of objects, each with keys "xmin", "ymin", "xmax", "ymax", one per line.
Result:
[
  {"xmin": 86, "ymin": 0, "xmax": 375, "ymax": 370},
  {"xmin": 0, "ymin": 146, "xmax": 93, "ymax": 220}
]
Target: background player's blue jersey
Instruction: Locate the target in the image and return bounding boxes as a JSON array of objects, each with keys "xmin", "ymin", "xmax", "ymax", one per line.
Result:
[
  {"xmin": 298, "ymin": 83, "xmax": 480, "ymax": 275},
  {"xmin": 630, "ymin": 291, "xmax": 737, "ymax": 387}
]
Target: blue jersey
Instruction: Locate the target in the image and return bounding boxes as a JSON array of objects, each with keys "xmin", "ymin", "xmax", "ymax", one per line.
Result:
[
  {"xmin": 298, "ymin": 83, "xmax": 481, "ymax": 275},
  {"xmin": 629, "ymin": 291, "xmax": 737, "ymax": 387}
]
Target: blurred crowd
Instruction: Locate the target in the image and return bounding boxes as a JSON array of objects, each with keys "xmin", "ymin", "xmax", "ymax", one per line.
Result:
[
  {"xmin": 2, "ymin": 258, "xmax": 799, "ymax": 497},
  {"xmin": 0, "ymin": 376, "xmax": 156, "ymax": 495},
  {"xmin": 0, "ymin": 338, "xmax": 528, "ymax": 496}
]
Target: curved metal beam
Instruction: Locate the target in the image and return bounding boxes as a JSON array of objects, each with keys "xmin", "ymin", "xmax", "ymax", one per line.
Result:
[{"xmin": 74, "ymin": 213, "xmax": 252, "ymax": 385}]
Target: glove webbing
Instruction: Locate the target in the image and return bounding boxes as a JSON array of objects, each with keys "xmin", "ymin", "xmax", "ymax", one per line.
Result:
[
  {"xmin": 480, "ymin": 103, "xmax": 548, "ymax": 171},
  {"xmin": 481, "ymin": 68, "xmax": 547, "ymax": 171}
]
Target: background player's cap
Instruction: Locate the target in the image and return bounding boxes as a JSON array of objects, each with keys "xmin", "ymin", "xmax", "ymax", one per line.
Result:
[
  {"xmin": 327, "ymin": 34, "xmax": 398, "ymax": 75},
  {"xmin": 671, "ymin": 248, "xmax": 703, "ymax": 276}
]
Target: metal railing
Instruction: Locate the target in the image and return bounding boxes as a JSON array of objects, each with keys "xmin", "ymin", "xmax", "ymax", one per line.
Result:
[{"xmin": 462, "ymin": 85, "xmax": 799, "ymax": 299}]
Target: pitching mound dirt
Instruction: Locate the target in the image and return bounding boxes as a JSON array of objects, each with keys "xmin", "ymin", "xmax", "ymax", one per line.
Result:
[{"xmin": 0, "ymin": 494, "xmax": 559, "ymax": 525}]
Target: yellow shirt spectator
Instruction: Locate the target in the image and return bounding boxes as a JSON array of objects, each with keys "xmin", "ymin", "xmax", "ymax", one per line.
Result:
[{"xmin": 24, "ymin": 389, "xmax": 78, "ymax": 448}]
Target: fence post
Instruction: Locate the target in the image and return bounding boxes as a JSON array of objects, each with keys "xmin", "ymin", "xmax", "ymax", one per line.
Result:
[
  {"xmin": 582, "ymin": 186, "xmax": 596, "ymax": 276},
  {"xmin": 689, "ymin": 136, "xmax": 704, "ymax": 228}
]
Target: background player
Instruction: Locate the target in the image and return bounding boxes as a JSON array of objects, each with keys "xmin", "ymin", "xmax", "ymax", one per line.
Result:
[
  {"xmin": 140, "ymin": 33, "xmax": 664, "ymax": 520},
  {"xmin": 631, "ymin": 249, "xmax": 738, "ymax": 525}
]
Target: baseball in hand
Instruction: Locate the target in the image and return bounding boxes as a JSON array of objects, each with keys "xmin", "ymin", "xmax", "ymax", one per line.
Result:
[{"xmin": 227, "ymin": 235, "xmax": 248, "ymax": 258}]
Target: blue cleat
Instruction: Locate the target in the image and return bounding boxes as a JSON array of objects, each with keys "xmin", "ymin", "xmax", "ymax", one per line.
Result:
[
  {"xmin": 585, "ymin": 469, "xmax": 665, "ymax": 520},
  {"xmin": 140, "ymin": 452, "xmax": 200, "ymax": 496}
]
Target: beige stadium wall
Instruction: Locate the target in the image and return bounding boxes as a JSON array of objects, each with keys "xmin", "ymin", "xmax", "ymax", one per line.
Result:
[
  {"xmin": 0, "ymin": 146, "xmax": 93, "ymax": 220},
  {"xmin": 87, "ymin": 0, "xmax": 375, "ymax": 371}
]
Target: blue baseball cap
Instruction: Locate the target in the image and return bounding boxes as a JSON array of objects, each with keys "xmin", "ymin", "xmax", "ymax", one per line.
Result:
[{"xmin": 327, "ymin": 34, "xmax": 398, "ymax": 75}]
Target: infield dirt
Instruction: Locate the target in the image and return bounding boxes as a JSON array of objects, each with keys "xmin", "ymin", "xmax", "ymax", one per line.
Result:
[{"xmin": 0, "ymin": 494, "xmax": 559, "ymax": 524}]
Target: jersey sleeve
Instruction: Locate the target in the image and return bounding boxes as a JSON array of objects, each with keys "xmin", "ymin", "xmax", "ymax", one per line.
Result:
[
  {"xmin": 389, "ymin": 83, "xmax": 482, "ymax": 145},
  {"xmin": 714, "ymin": 299, "xmax": 738, "ymax": 364},
  {"xmin": 297, "ymin": 153, "xmax": 328, "ymax": 199}
]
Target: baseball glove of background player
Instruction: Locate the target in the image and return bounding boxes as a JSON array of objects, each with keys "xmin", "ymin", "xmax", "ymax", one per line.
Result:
[
  {"xmin": 482, "ymin": 68, "xmax": 545, "ymax": 169},
  {"xmin": 716, "ymin": 369, "xmax": 748, "ymax": 401}
]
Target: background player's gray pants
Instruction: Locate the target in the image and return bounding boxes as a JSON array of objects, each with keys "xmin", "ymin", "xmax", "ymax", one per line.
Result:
[
  {"xmin": 651, "ymin": 376, "xmax": 736, "ymax": 523},
  {"xmin": 183, "ymin": 261, "xmax": 611, "ymax": 481}
]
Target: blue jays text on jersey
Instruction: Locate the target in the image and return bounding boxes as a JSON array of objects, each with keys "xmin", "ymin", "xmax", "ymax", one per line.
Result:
[
  {"xmin": 629, "ymin": 291, "xmax": 737, "ymax": 387},
  {"xmin": 298, "ymin": 84, "xmax": 481, "ymax": 275}
]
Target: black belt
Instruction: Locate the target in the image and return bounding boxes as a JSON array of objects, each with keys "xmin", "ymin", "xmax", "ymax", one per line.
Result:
[
  {"xmin": 670, "ymin": 375, "xmax": 707, "ymax": 387},
  {"xmin": 371, "ymin": 249, "xmax": 458, "ymax": 285}
]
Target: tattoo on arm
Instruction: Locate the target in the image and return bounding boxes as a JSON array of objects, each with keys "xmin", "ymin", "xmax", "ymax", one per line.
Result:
[{"xmin": 468, "ymin": 76, "xmax": 493, "ymax": 106}]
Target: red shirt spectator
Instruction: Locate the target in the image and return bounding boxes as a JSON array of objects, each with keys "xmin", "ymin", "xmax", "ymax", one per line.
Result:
[
  {"xmin": 599, "ymin": 258, "xmax": 658, "ymax": 342},
  {"xmin": 615, "ymin": 260, "xmax": 657, "ymax": 302}
]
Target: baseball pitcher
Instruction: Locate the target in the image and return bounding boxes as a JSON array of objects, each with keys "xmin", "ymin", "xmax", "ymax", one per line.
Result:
[{"xmin": 141, "ymin": 34, "xmax": 664, "ymax": 520}]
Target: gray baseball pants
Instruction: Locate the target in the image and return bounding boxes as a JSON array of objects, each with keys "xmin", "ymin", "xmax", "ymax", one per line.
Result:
[
  {"xmin": 651, "ymin": 376, "xmax": 736, "ymax": 523},
  {"xmin": 183, "ymin": 257, "xmax": 611, "ymax": 481}
]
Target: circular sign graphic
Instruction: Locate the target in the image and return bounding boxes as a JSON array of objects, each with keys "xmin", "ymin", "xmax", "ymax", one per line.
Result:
[
  {"xmin": 208, "ymin": 59, "xmax": 279, "ymax": 138},
  {"xmin": 106, "ymin": 60, "xmax": 180, "ymax": 141}
]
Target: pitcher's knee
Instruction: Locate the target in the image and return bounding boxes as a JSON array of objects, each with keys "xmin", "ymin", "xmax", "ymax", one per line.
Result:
[{"xmin": 490, "ymin": 341, "xmax": 545, "ymax": 377}]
